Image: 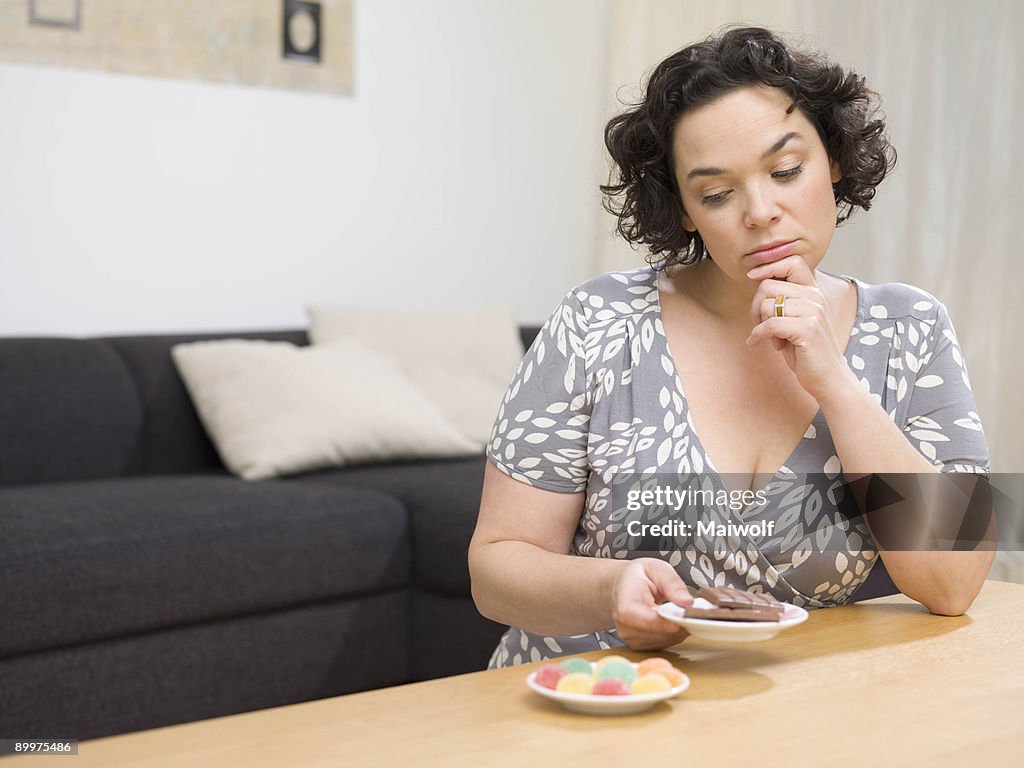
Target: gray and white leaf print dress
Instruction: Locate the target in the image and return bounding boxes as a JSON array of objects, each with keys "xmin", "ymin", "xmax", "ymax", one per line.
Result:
[{"xmin": 485, "ymin": 266, "xmax": 989, "ymax": 669}]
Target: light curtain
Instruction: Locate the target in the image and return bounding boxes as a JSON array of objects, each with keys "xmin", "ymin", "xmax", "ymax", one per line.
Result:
[{"xmin": 597, "ymin": 0, "xmax": 1023, "ymax": 479}]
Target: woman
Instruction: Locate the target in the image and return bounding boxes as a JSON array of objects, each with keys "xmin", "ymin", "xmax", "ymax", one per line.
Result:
[{"xmin": 468, "ymin": 27, "xmax": 993, "ymax": 668}]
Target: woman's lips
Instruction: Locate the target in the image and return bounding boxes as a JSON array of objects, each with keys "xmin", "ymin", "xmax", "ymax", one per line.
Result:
[{"xmin": 746, "ymin": 239, "xmax": 798, "ymax": 265}]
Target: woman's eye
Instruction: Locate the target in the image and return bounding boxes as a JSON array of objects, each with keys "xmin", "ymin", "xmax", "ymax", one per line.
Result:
[
  {"xmin": 699, "ymin": 166, "xmax": 802, "ymax": 205},
  {"xmin": 700, "ymin": 190, "xmax": 730, "ymax": 206},
  {"xmin": 773, "ymin": 165, "xmax": 804, "ymax": 180}
]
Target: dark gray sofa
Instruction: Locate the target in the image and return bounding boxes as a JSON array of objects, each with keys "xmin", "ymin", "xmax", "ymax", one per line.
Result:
[
  {"xmin": 0, "ymin": 329, "xmax": 537, "ymax": 740},
  {"xmin": 0, "ymin": 326, "xmax": 897, "ymax": 741}
]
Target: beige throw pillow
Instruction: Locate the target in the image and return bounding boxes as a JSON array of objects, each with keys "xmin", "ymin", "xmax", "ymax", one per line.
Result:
[
  {"xmin": 171, "ymin": 339, "xmax": 480, "ymax": 480},
  {"xmin": 306, "ymin": 306, "xmax": 524, "ymax": 446}
]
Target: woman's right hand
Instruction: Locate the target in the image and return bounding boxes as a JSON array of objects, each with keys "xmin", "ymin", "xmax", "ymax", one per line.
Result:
[{"xmin": 610, "ymin": 558, "xmax": 694, "ymax": 650}]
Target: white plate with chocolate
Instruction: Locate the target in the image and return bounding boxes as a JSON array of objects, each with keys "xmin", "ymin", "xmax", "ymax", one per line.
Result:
[{"xmin": 656, "ymin": 586, "xmax": 808, "ymax": 642}]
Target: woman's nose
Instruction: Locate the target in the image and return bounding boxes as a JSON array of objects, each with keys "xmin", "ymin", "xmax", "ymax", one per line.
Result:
[{"xmin": 743, "ymin": 186, "xmax": 782, "ymax": 228}]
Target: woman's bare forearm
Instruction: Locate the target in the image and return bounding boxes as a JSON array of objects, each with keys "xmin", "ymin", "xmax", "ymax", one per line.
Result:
[
  {"xmin": 469, "ymin": 540, "xmax": 629, "ymax": 636},
  {"xmin": 866, "ymin": 549, "xmax": 994, "ymax": 615},
  {"xmin": 819, "ymin": 370, "xmax": 995, "ymax": 615}
]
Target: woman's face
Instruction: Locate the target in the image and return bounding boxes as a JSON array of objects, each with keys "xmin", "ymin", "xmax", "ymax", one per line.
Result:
[{"xmin": 672, "ymin": 85, "xmax": 842, "ymax": 281}]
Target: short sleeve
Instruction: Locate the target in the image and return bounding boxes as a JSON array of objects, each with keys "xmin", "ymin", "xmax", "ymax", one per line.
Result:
[
  {"xmin": 901, "ymin": 301, "xmax": 989, "ymax": 473},
  {"xmin": 487, "ymin": 290, "xmax": 592, "ymax": 492}
]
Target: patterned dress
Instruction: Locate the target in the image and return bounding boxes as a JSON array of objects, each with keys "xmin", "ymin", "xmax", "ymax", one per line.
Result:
[{"xmin": 486, "ymin": 266, "xmax": 989, "ymax": 668}]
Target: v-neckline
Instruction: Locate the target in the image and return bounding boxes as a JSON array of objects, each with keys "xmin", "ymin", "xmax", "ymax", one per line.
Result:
[{"xmin": 651, "ymin": 266, "xmax": 864, "ymax": 490}]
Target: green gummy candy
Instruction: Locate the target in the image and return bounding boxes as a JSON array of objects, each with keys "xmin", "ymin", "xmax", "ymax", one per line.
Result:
[
  {"xmin": 559, "ymin": 658, "xmax": 593, "ymax": 675},
  {"xmin": 595, "ymin": 659, "xmax": 637, "ymax": 684}
]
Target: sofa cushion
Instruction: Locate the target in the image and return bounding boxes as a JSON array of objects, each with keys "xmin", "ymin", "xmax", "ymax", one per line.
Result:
[
  {"xmin": 294, "ymin": 456, "xmax": 486, "ymax": 594},
  {"xmin": 412, "ymin": 591, "xmax": 506, "ymax": 681},
  {"xmin": 171, "ymin": 339, "xmax": 479, "ymax": 480},
  {"xmin": 0, "ymin": 339, "xmax": 143, "ymax": 486},
  {"xmin": 0, "ymin": 592, "xmax": 411, "ymax": 740},
  {"xmin": 0, "ymin": 476, "xmax": 408, "ymax": 658},
  {"xmin": 102, "ymin": 331, "xmax": 308, "ymax": 476},
  {"xmin": 308, "ymin": 306, "xmax": 525, "ymax": 446}
]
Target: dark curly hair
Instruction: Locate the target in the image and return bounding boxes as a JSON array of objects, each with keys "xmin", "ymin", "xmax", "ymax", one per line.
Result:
[{"xmin": 601, "ymin": 26, "xmax": 897, "ymax": 269}]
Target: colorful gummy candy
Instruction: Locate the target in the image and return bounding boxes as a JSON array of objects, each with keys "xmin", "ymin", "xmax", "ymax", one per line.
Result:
[
  {"xmin": 635, "ymin": 659, "xmax": 686, "ymax": 687},
  {"xmin": 595, "ymin": 659, "xmax": 637, "ymax": 685},
  {"xmin": 536, "ymin": 656, "xmax": 684, "ymax": 697},
  {"xmin": 631, "ymin": 674, "xmax": 672, "ymax": 694},
  {"xmin": 636, "ymin": 657, "xmax": 675, "ymax": 677},
  {"xmin": 535, "ymin": 664, "xmax": 569, "ymax": 690},
  {"xmin": 655, "ymin": 667, "xmax": 686, "ymax": 687},
  {"xmin": 556, "ymin": 672, "xmax": 595, "ymax": 694},
  {"xmin": 559, "ymin": 658, "xmax": 593, "ymax": 675},
  {"xmin": 594, "ymin": 655, "xmax": 630, "ymax": 671},
  {"xmin": 592, "ymin": 678, "xmax": 631, "ymax": 696}
]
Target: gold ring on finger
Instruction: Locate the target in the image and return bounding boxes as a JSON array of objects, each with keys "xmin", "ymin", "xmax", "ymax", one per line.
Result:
[{"xmin": 774, "ymin": 295, "xmax": 786, "ymax": 318}]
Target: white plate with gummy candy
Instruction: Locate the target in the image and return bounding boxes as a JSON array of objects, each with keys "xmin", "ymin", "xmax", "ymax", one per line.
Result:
[
  {"xmin": 656, "ymin": 598, "xmax": 809, "ymax": 642},
  {"xmin": 526, "ymin": 655, "xmax": 689, "ymax": 715}
]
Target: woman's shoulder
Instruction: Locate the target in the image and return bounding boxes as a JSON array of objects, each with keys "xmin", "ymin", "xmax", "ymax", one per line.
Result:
[
  {"xmin": 560, "ymin": 266, "xmax": 658, "ymax": 321},
  {"xmin": 845, "ymin": 276, "xmax": 951, "ymax": 326}
]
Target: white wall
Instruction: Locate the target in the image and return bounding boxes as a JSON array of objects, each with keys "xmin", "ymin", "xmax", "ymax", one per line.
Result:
[{"xmin": 0, "ymin": 0, "xmax": 612, "ymax": 335}]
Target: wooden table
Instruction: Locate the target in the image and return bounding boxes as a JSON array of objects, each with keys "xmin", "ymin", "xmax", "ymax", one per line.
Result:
[{"xmin": 7, "ymin": 580, "xmax": 1024, "ymax": 767}]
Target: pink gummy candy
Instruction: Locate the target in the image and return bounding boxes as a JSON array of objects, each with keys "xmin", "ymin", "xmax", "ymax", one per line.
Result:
[
  {"xmin": 535, "ymin": 664, "xmax": 570, "ymax": 689},
  {"xmin": 592, "ymin": 678, "xmax": 631, "ymax": 696}
]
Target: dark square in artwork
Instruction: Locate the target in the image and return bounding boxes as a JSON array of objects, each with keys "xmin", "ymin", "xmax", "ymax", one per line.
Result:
[
  {"xmin": 28, "ymin": 0, "xmax": 81, "ymax": 29},
  {"xmin": 283, "ymin": 0, "xmax": 322, "ymax": 63}
]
